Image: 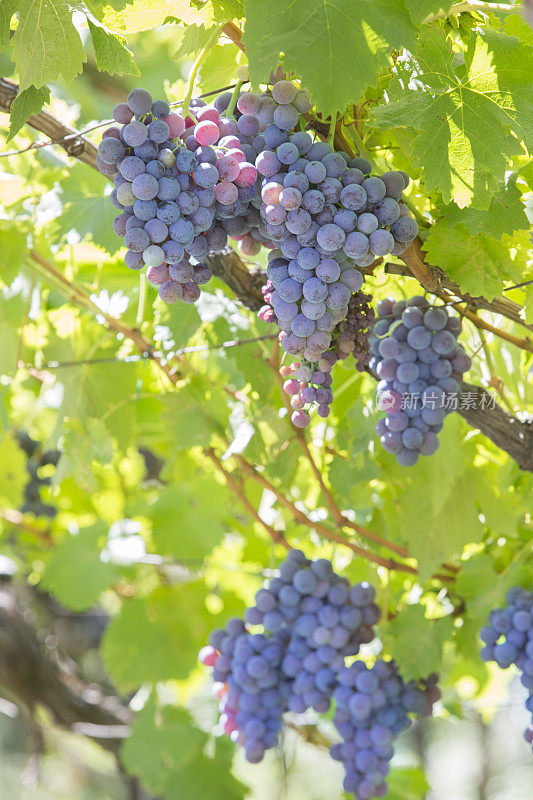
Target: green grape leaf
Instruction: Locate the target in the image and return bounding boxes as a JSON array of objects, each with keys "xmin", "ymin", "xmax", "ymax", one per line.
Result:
[
  {"xmin": 87, "ymin": 18, "xmax": 140, "ymax": 76},
  {"xmin": 0, "ymin": 433, "xmax": 27, "ymax": 509},
  {"xmin": 54, "ymin": 418, "xmax": 114, "ymax": 492},
  {"xmin": 102, "ymin": 583, "xmax": 213, "ymax": 689},
  {"xmin": 162, "ymin": 377, "xmax": 227, "ymax": 449},
  {"xmin": 0, "ymin": 221, "xmax": 29, "ymax": 285},
  {"xmin": 441, "ymin": 180, "xmax": 530, "ymax": 239},
  {"xmin": 456, "ymin": 552, "xmax": 533, "ymax": 628},
  {"xmin": 40, "ymin": 522, "xmax": 117, "ymax": 610},
  {"xmin": 103, "ymin": 0, "xmax": 208, "ymax": 34},
  {"xmin": 174, "ymin": 23, "xmax": 214, "ymax": 58},
  {"xmin": 54, "ymin": 163, "xmax": 120, "ymax": 253},
  {"xmin": 44, "ymin": 313, "xmax": 137, "ymax": 451},
  {"xmin": 155, "ymin": 296, "xmax": 201, "ymax": 345},
  {"xmin": 384, "ymin": 605, "xmax": 454, "ymax": 682},
  {"xmin": 383, "ymin": 767, "xmax": 429, "ymax": 800},
  {"xmin": 12, "ymin": 0, "xmax": 86, "ymax": 90},
  {"xmin": 385, "ymin": 416, "xmax": 485, "ymax": 579},
  {"xmin": 199, "ymin": 43, "xmax": 239, "ymax": 92},
  {"xmin": 243, "ymin": 0, "xmax": 417, "ymax": 115},
  {"xmin": 209, "ymin": 0, "xmax": 243, "ymax": 22},
  {"xmin": 146, "ymin": 481, "xmax": 228, "ymax": 561},
  {"xmin": 121, "ymin": 699, "xmax": 206, "ymax": 795},
  {"xmin": 504, "ymin": 13, "xmax": 533, "ymax": 47},
  {"xmin": 423, "ymin": 221, "xmax": 523, "ymax": 299},
  {"xmin": 164, "ymin": 741, "xmax": 247, "ymax": 800},
  {"xmin": 370, "ymin": 27, "xmax": 532, "ymax": 207},
  {"xmin": 7, "ymin": 85, "xmax": 50, "ymax": 142},
  {"xmin": 0, "ymin": 0, "xmax": 17, "ymax": 50},
  {"xmin": 403, "ymin": 1, "xmax": 452, "ymax": 25},
  {"xmin": 401, "ymin": 467, "xmax": 484, "ymax": 581}
]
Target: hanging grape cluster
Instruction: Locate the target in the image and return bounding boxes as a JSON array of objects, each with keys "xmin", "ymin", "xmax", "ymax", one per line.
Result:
[
  {"xmin": 15, "ymin": 432, "xmax": 59, "ymax": 518},
  {"xmin": 98, "ymin": 78, "xmax": 418, "ymax": 426},
  {"xmin": 369, "ymin": 296, "xmax": 471, "ymax": 466},
  {"xmin": 200, "ymin": 550, "xmax": 440, "ymax": 797},
  {"xmin": 480, "ymin": 587, "xmax": 533, "ymax": 750}
]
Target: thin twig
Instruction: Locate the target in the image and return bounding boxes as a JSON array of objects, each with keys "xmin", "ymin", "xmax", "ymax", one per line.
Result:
[
  {"xmin": 230, "ymin": 452, "xmax": 419, "ymax": 576},
  {"xmin": 27, "ymin": 250, "xmax": 181, "ymax": 386},
  {"xmin": 0, "ymin": 508, "xmax": 52, "ymax": 544},
  {"xmin": 436, "ymin": 291, "xmax": 533, "ymax": 353},
  {"xmin": 204, "ymin": 447, "xmax": 291, "ymax": 550},
  {"xmin": 222, "ymin": 22, "xmax": 245, "ymax": 52},
  {"xmin": 267, "ymin": 344, "xmax": 411, "ymax": 558},
  {"xmin": 26, "ymin": 334, "xmax": 278, "ymax": 371}
]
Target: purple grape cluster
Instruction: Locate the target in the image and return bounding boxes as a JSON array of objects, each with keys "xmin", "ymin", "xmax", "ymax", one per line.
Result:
[
  {"xmin": 248, "ymin": 79, "xmax": 417, "ymax": 361},
  {"xmin": 200, "ymin": 550, "xmax": 439, "ymax": 796},
  {"xmin": 278, "ymin": 361, "xmax": 334, "ymax": 425},
  {"xmin": 331, "ymin": 662, "xmax": 440, "ymax": 799},
  {"xmin": 336, "ymin": 291, "xmax": 376, "ymax": 373},
  {"xmin": 97, "ymin": 87, "xmax": 271, "ymax": 304},
  {"xmin": 271, "ymin": 290, "xmax": 375, "ymax": 426},
  {"xmin": 480, "ymin": 587, "xmax": 533, "ymax": 750},
  {"xmin": 200, "ymin": 550, "xmax": 380, "ymax": 761},
  {"xmin": 202, "ymin": 619, "xmax": 289, "ymax": 763},
  {"xmin": 369, "ymin": 296, "xmax": 472, "ymax": 466},
  {"xmin": 246, "ymin": 549, "xmax": 381, "ymax": 714}
]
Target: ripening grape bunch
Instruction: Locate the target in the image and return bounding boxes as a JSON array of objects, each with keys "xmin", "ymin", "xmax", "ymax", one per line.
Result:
[
  {"xmin": 276, "ymin": 290, "xmax": 375, "ymax": 425},
  {"xmin": 332, "ymin": 663, "xmax": 440, "ymax": 798},
  {"xmin": 199, "ymin": 549, "xmax": 439, "ymax": 796},
  {"xmin": 97, "ymin": 77, "xmax": 417, "ymax": 425},
  {"xmin": 15, "ymin": 431, "xmax": 59, "ymax": 518},
  {"xmin": 96, "ymin": 86, "xmax": 269, "ymax": 304},
  {"xmin": 480, "ymin": 587, "xmax": 533, "ymax": 749},
  {"xmin": 369, "ymin": 296, "xmax": 472, "ymax": 466}
]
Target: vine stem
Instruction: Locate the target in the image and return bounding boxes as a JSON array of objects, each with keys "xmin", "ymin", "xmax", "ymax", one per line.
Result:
[
  {"xmin": 181, "ymin": 23, "xmax": 225, "ymax": 118},
  {"xmin": 0, "ymin": 508, "xmax": 52, "ymax": 544},
  {"xmin": 222, "ymin": 22, "xmax": 245, "ymax": 51},
  {"xmin": 222, "ymin": 80, "xmax": 244, "ymax": 118},
  {"xmin": 267, "ymin": 344, "xmax": 411, "ymax": 557},
  {"xmin": 229, "ymin": 449, "xmax": 453, "ymax": 581},
  {"xmin": 203, "ymin": 447, "xmax": 291, "ymax": 550},
  {"xmin": 26, "ymin": 250, "xmax": 182, "ymax": 387},
  {"xmin": 436, "ymin": 290, "xmax": 533, "ymax": 353},
  {"xmin": 136, "ymin": 273, "xmax": 147, "ymax": 327},
  {"xmin": 327, "ymin": 114, "xmax": 337, "ymax": 146}
]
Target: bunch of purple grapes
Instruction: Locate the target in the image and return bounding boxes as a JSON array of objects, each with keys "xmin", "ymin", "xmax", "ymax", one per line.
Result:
[
  {"xmin": 246, "ymin": 548, "xmax": 381, "ymax": 714},
  {"xmin": 480, "ymin": 586, "xmax": 533, "ymax": 750},
  {"xmin": 200, "ymin": 550, "xmax": 439, "ymax": 795},
  {"xmin": 331, "ymin": 661, "xmax": 440, "ymax": 799},
  {"xmin": 278, "ymin": 360, "xmax": 335, "ymax": 425},
  {"xmin": 201, "ymin": 618, "xmax": 290, "ymax": 764},
  {"xmin": 267, "ymin": 289, "xmax": 375, "ymax": 426},
  {"xmin": 96, "ymin": 87, "xmax": 270, "ymax": 304},
  {"xmin": 369, "ymin": 296, "xmax": 472, "ymax": 466},
  {"xmin": 97, "ymin": 79, "xmax": 419, "ymax": 428}
]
